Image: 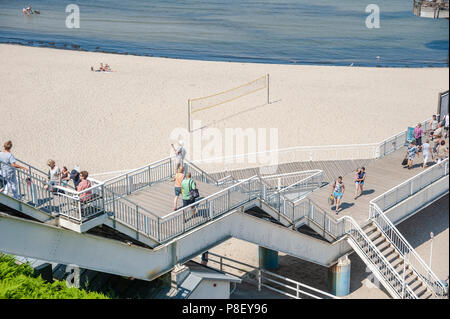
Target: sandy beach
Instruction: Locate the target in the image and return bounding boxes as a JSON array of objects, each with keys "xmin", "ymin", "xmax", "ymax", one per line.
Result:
[{"xmin": 0, "ymin": 44, "xmax": 448, "ymax": 176}]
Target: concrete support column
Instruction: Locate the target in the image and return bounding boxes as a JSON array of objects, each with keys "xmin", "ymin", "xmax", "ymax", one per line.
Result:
[
  {"xmin": 258, "ymin": 246, "xmax": 278, "ymax": 270},
  {"xmin": 328, "ymin": 255, "xmax": 351, "ymax": 296},
  {"xmin": 171, "ymin": 264, "xmax": 190, "ymax": 289}
]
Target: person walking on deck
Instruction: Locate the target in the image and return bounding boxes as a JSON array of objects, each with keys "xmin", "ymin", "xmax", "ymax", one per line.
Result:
[
  {"xmin": 356, "ymin": 167, "xmax": 366, "ymax": 199},
  {"xmin": 422, "ymin": 139, "xmax": 432, "ymax": 169},
  {"xmin": 413, "ymin": 123, "xmax": 423, "ymax": 152},
  {"xmin": 173, "ymin": 166, "xmax": 185, "ymax": 211},
  {"xmin": 0, "ymin": 141, "xmax": 27, "ymax": 199},
  {"xmin": 332, "ymin": 176, "xmax": 345, "ymax": 214},
  {"xmin": 406, "ymin": 140, "xmax": 418, "ymax": 169},
  {"xmin": 171, "ymin": 140, "xmax": 186, "ymax": 172},
  {"xmin": 429, "ymin": 115, "xmax": 439, "ymax": 140},
  {"xmin": 181, "ymin": 172, "xmax": 197, "ymax": 216},
  {"xmin": 353, "ymin": 168, "xmax": 361, "ymax": 199}
]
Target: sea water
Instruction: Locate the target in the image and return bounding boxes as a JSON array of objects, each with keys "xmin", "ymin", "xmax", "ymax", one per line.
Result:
[{"xmin": 0, "ymin": 0, "xmax": 448, "ymax": 67}]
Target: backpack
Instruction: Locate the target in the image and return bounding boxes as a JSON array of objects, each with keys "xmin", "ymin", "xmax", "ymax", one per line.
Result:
[{"xmin": 189, "ymin": 179, "xmax": 199, "ymax": 199}]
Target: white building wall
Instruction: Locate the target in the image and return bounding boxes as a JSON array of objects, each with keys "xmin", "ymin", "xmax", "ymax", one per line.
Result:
[{"xmin": 188, "ymin": 280, "xmax": 230, "ymax": 299}]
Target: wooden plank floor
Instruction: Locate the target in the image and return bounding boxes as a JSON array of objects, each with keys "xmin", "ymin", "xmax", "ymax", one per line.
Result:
[
  {"xmin": 307, "ymin": 146, "xmax": 434, "ymax": 225},
  {"xmin": 210, "ymin": 158, "xmax": 376, "ymax": 184},
  {"xmin": 125, "ymin": 180, "xmax": 229, "ymax": 218}
]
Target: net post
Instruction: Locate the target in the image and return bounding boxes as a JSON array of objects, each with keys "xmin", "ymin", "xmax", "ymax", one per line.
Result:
[
  {"xmin": 188, "ymin": 99, "xmax": 191, "ymax": 132},
  {"xmin": 267, "ymin": 74, "xmax": 270, "ymax": 104}
]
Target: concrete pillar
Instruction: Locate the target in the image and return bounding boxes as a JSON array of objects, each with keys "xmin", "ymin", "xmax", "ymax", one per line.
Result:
[
  {"xmin": 258, "ymin": 246, "xmax": 278, "ymax": 270},
  {"xmin": 171, "ymin": 264, "xmax": 190, "ymax": 289},
  {"xmin": 328, "ymin": 255, "xmax": 351, "ymax": 296}
]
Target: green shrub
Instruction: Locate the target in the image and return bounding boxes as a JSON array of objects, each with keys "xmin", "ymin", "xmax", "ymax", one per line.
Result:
[{"xmin": 0, "ymin": 255, "xmax": 109, "ymax": 299}]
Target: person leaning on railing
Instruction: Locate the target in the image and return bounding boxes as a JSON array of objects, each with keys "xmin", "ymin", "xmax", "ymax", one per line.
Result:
[
  {"xmin": 0, "ymin": 141, "xmax": 28, "ymax": 199},
  {"xmin": 46, "ymin": 159, "xmax": 60, "ymax": 193},
  {"xmin": 77, "ymin": 171, "xmax": 92, "ymax": 202}
]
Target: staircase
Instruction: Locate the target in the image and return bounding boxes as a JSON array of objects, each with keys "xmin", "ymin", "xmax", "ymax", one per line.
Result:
[{"xmin": 362, "ymin": 221, "xmax": 433, "ymax": 299}]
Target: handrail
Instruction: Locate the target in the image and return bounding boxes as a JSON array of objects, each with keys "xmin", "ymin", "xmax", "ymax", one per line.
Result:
[
  {"xmin": 206, "ymin": 251, "xmax": 339, "ymax": 299},
  {"xmin": 370, "ymin": 203, "xmax": 446, "ymax": 297},
  {"xmin": 370, "ymin": 158, "xmax": 448, "ymax": 210},
  {"xmin": 184, "ymin": 158, "xmax": 219, "ymax": 184},
  {"xmin": 15, "ymin": 158, "xmax": 49, "ymax": 177},
  {"xmin": 162, "ymin": 175, "xmax": 258, "ymax": 220},
  {"xmin": 102, "ymin": 156, "xmax": 172, "ymax": 183},
  {"xmin": 338, "ymin": 215, "xmax": 418, "ymax": 299}
]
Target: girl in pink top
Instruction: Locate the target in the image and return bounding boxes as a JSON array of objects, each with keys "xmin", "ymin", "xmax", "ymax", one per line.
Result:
[
  {"xmin": 77, "ymin": 171, "xmax": 92, "ymax": 202},
  {"xmin": 413, "ymin": 123, "xmax": 423, "ymax": 152}
]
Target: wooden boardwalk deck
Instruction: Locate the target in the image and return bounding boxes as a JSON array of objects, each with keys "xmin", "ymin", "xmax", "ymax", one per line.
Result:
[
  {"xmin": 210, "ymin": 158, "xmax": 375, "ymax": 184},
  {"xmin": 307, "ymin": 146, "xmax": 432, "ymax": 226},
  {"xmin": 125, "ymin": 180, "xmax": 228, "ymax": 218}
]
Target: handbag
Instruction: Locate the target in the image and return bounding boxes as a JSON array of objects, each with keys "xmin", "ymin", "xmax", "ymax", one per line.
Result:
[
  {"xmin": 328, "ymin": 194, "xmax": 334, "ymax": 206},
  {"xmin": 401, "ymin": 156, "xmax": 408, "ymax": 166},
  {"xmin": 189, "ymin": 179, "xmax": 199, "ymax": 199}
]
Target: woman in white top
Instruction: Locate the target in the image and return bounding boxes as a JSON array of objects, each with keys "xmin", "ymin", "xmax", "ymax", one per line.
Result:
[
  {"xmin": 422, "ymin": 139, "xmax": 432, "ymax": 168},
  {"xmin": 0, "ymin": 141, "xmax": 27, "ymax": 199}
]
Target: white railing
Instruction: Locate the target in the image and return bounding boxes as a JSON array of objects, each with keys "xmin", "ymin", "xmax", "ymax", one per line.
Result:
[
  {"xmin": 278, "ymin": 197, "xmax": 420, "ymax": 298},
  {"xmin": 156, "ymin": 176, "xmax": 257, "ymax": 242},
  {"xmin": 204, "ymin": 252, "xmax": 339, "ymax": 299},
  {"xmin": 370, "ymin": 158, "xmax": 449, "ymax": 212},
  {"xmin": 341, "ymin": 215, "xmax": 418, "ymax": 299},
  {"xmin": 368, "ymin": 158, "xmax": 449, "ymax": 297},
  {"xmin": 370, "ymin": 203, "xmax": 446, "ymax": 297}
]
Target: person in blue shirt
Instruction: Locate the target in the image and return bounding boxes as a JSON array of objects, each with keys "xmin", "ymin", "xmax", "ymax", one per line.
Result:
[{"xmin": 406, "ymin": 140, "xmax": 418, "ymax": 170}]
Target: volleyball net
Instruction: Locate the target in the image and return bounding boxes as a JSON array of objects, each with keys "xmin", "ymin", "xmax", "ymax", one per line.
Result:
[{"xmin": 188, "ymin": 74, "xmax": 269, "ymax": 131}]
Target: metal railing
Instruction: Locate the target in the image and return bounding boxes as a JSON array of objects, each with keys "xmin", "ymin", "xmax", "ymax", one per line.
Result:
[
  {"xmin": 370, "ymin": 158, "xmax": 449, "ymax": 212},
  {"xmin": 368, "ymin": 158, "xmax": 449, "ymax": 297},
  {"xmin": 156, "ymin": 176, "xmax": 256, "ymax": 242},
  {"xmin": 204, "ymin": 252, "xmax": 339, "ymax": 299},
  {"xmin": 370, "ymin": 203, "xmax": 446, "ymax": 298},
  {"xmin": 341, "ymin": 215, "xmax": 418, "ymax": 299}
]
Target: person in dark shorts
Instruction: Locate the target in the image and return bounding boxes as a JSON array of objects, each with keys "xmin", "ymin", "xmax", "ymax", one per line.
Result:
[
  {"xmin": 173, "ymin": 166, "xmax": 185, "ymax": 211},
  {"xmin": 181, "ymin": 172, "xmax": 197, "ymax": 217}
]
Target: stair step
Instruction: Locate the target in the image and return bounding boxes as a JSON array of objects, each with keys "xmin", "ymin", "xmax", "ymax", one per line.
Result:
[
  {"xmin": 420, "ymin": 291, "xmax": 433, "ymax": 299},
  {"xmin": 382, "ymin": 246, "xmax": 396, "ymax": 258},
  {"xmin": 376, "ymin": 240, "xmax": 390, "ymax": 252},
  {"xmin": 384, "ymin": 251, "xmax": 400, "ymax": 263},
  {"xmin": 407, "ymin": 279, "xmax": 422, "ymax": 291},
  {"xmin": 414, "ymin": 285, "xmax": 429, "ymax": 298},
  {"xmin": 391, "ymin": 257, "xmax": 404, "ymax": 269},
  {"xmin": 368, "ymin": 230, "xmax": 382, "ymax": 242},
  {"xmin": 398, "ymin": 267, "xmax": 413, "ymax": 279},
  {"xmin": 364, "ymin": 225, "xmax": 377, "ymax": 235}
]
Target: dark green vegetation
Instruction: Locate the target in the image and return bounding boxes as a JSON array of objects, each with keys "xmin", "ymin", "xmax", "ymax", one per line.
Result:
[{"xmin": 0, "ymin": 254, "xmax": 109, "ymax": 299}]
